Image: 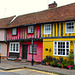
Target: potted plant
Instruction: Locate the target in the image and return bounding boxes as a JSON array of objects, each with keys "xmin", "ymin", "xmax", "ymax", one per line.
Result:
[
  {"xmin": 63, "ymin": 63, "xmax": 68, "ymax": 68},
  {"xmin": 61, "ymin": 61, "xmax": 65, "ymax": 68},
  {"xmin": 50, "ymin": 61, "xmax": 53, "ymax": 66},
  {"xmin": 41, "ymin": 59, "xmax": 46, "ymax": 65},
  {"xmin": 46, "ymin": 60, "xmax": 50, "ymax": 66},
  {"xmin": 67, "ymin": 65, "xmax": 73, "ymax": 69},
  {"xmin": 57, "ymin": 62, "xmax": 61, "ymax": 68}
]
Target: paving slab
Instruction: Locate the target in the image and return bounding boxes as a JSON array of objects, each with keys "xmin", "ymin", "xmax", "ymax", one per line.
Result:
[{"xmin": 0, "ymin": 59, "xmax": 75, "ymax": 75}]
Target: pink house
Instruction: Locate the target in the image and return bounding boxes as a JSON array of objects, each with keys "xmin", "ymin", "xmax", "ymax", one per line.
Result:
[{"xmin": 7, "ymin": 25, "xmax": 43, "ymax": 62}]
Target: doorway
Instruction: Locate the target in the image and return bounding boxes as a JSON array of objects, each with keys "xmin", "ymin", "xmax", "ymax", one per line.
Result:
[{"xmin": 22, "ymin": 44, "xmax": 28, "ymax": 59}]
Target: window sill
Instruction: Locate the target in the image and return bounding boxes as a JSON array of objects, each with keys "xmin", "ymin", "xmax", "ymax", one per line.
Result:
[
  {"xmin": 12, "ymin": 34, "xmax": 17, "ymax": 36},
  {"xmin": 29, "ymin": 53, "xmax": 37, "ymax": 55},
  {"xmin": 27, "ymin": 32, "xmax": 34, "ymax": 34},
  {"xmin": 43, "ymin": 33, "xmax": 51, "ymax": 35},
  {"xmin": 9, "ymin": 51, "xmax": 19, "ymax": 53},
  {"xmin": 53, "ymin": 54, "xmax": 69, "ymax": 57},
  {"xmin": 65, "ymin": 32, "xmax": 75, "ymax": 34}
]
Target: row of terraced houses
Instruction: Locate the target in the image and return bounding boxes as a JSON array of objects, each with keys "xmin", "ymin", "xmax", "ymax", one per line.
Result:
[{"xmin": 0, "ymin": 2, "xmax": 75, "ymax": 64}]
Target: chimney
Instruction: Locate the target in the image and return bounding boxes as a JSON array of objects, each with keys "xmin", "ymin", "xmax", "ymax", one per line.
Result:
[{"xmin": 48, "ymin": 1, "xmax": 57, "ymax": 9}]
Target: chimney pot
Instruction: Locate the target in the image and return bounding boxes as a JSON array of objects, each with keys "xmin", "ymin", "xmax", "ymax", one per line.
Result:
[{"xmin": 48, "ymin": 1, "xmax": 57, "ymax": 9}]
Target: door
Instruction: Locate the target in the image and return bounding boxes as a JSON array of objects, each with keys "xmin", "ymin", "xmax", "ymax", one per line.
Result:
[{"xmin": 22, "ymin": 44, "xmax": 28, "ymax": 59}]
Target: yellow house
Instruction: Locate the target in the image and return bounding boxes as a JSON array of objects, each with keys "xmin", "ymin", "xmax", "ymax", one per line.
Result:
[{"xmin": 41, "ymin": 2, "xmax": 75, "ymax": 64}]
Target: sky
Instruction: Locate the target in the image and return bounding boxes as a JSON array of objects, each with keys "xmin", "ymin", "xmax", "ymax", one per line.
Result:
[{"xmin": 0, "ymin": 0, "xmax": 75, "ymax": 19}]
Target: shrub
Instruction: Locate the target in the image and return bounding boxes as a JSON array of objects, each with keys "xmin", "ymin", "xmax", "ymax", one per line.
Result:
[{"xmin": 68, "ymin": 54, "xmax": 74, "ymax": 61}]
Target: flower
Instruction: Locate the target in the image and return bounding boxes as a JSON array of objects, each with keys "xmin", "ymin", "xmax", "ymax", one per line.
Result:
[
  {"xmin": 67, "ymin": 65, "xmax": 73, "ymax": 69},
  {"xmin": 7, "ymin": 57, "xmax": 9, "ymax": 59},
  {"xmin": 57, "ymin": 62, "xmax": 61, "ymax": 64}
]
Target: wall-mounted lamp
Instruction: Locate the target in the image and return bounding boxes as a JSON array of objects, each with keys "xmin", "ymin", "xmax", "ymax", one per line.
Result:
[
  {"xmin": 49, "ymin": 48, "xmax": 51, "ymax": 52},
  {"xmin": 70, "ymin": 41, "xmax": 73, "ymax": 45}
]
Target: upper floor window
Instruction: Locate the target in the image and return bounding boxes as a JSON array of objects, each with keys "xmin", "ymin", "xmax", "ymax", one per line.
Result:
[
  {"xmin": 9, "ymin": 42, "xmax": 20, "ymax": 53},
  {"xmin": 29, "ymin": 45, "xmax": 37, "ymax": 54},
  {"xmin": 28, "ymin": 26, "xmax": 34, "ymax": 33},
  {"xmin": 44, "ymin": 24, "xmax": 51, "ymax": 34},
  {"xmin": 54, "ymin": 41, "xmax": 70, "ymax": 56},
  {"xmin": 12, "ymin": 28, "xmax": 17, "ymax": 35},
  {"xmin": 66, "ymin": 22, "xmax": 74, "ymax": 33}
]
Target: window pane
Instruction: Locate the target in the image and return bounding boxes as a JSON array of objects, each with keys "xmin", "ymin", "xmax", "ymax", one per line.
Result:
[
  {"xmin": 28, "ymin": 26, "xmax": 34, "ymax": 33},
  {"xmin": 13, "ymin": 44, "xmax": 15, "ymax": 51},
  {"xmin": 29, "ymin": 45, "xmax": 36, "ymax": 54},
  {"xmin": 54, "ymin": 41, "xmax": 69, "ymax": 56},
  {"xmin": 16, "ymin": 44, "xmax": 18, "ymax": 51},
  {"xmin": 44, "ymin": 24, "xmax": 51, "ymax": 34},
  {"xmin": 66, "ymin": 22, "xmax": 74, "ymax": 33},
  {"xmin": 66, "ymin": 49, "xmax": 69, "ymax": 55},
  {"xmin": 12, "ymin": 28, "xmax": 17, "ymax": 35},
  {"xmin": 11, "ymin": 44, "xmax": 12, "ymax": 51}
]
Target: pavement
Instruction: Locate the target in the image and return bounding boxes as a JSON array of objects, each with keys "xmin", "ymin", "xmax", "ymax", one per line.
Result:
[{"xmin": 0, "ymin": 59, "xmax": 75, "ymax": 75}]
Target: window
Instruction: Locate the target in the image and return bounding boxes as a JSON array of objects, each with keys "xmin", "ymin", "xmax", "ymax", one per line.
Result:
[
  {"xmin": 44, "ymin": 24, "xmax": 51, "ymax": 34},
  {"xmin": 66, "ymin": 22, "xmax": 74, "ymax": 33},
  {"xmin": 29, "ymin": 45, "xmax": 37, "ymax": 54},
  {"xmin": 12, "ymin": 28, "xmax": 17, "ymax": 35},
  {"xmin": 54, "ymin": 41, "xmax": 70, "ymax": 56},
  {"xmin": 10, "ymin": 42, "xmax": 20, "ymax": 53},
  {"xmin": 28, "ymin": 26, "xmax": 34, "ymax": 33}
]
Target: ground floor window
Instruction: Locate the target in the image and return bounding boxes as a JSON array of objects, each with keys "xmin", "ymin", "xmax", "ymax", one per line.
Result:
[
  {"xmin": 29, "ymin": 45, "xmax": 37, "ymax": 54},
  {"xmin": 54, "ymin": 41, "xmax": 70, "ymax": 56},
  {"xmin": 9, "ymin": 42, "xmax": 20, "ymax": 53}
]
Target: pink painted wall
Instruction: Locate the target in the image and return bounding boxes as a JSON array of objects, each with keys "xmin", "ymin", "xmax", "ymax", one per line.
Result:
[
  {"xmin": 7, "ymin": 25, "xmax": 40, "ymax": 41},
  {"xmin": 20, "ymin": 41, "xmax": 43, "ymax": 62}
]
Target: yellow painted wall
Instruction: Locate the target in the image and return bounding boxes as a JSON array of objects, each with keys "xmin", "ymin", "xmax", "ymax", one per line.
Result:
[
  {"xmin": 41, "ymin": 21, "xmax": 75, "ymax": 37},
  {"xmin": 43, "ymin": 38, "xmax": 74, "ymax": 60}
]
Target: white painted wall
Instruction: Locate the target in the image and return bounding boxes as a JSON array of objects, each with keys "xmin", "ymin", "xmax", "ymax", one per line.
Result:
[{"xmin": 0, "ymin": 29, "xmax": 6, "ymax": 41}]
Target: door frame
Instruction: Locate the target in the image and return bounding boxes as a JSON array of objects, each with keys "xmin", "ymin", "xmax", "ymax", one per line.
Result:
[{"xmin": 22, "ymin": 44, "xmax": 28, "ymax": 59}]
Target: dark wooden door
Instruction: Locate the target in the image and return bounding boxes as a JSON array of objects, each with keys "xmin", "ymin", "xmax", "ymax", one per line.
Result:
[{"xmin": 22, "ymin": 45, "xmax": 28, "ymax": 59}]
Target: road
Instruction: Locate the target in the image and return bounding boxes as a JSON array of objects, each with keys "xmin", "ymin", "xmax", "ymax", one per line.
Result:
[{"xmin": 0, "ymin": 68, "xmax": 58, "ymax": 75}]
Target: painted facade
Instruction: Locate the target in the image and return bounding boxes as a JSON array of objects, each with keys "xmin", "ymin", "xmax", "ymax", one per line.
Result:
[
  {"xmin": 6, "ymin": 3, "xmax": 75, "ymax": 63},
  {"xmin": 7, "ymin": 25, "xmax": 43, "ymax": 62},
  {"xmin": 0, "ymin": 29, "xmax": 7, "ymax": 58},
  {"xmin": 7, "ymin": 25, "xmax": 41, "ymax": 41},
  {"xmin": 41, "ymin": 21, "xmax": 75, "ymax": 62}
]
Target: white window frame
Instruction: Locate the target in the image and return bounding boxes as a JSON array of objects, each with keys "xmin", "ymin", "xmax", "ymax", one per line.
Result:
[
  {"xmin": 9, "ymin": 42, "xmax": 20, "ymax": 53},
  {"xmin": 44, "ymin": 24, "xmax": 51, "ymax": 34},
  {"xmin": 28, "ymin": 26, "xmax": 34, "ymax": 33},
  {"xmin": 53, "ymin": 41, "xmax": 70, "ymax": 56},
  {"xmin": 29, "ymin": 45, "xmax": 37, "ymax": 54},
  {"xmin": 65, "ymin": 21, "xmax": 74, "ymax": 33},
  {"xmin": 12, "ymin": 28, "xmax": 17, "ymax": 35}
]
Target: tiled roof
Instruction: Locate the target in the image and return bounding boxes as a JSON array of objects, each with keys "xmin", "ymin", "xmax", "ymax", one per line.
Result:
[
  {"xmin": 0, "ymin": 16, "xmax": 15, "ymax": 28},
  {"xmin": 7, "ymin": 3, "xmax": 75, "ymax": 28}
]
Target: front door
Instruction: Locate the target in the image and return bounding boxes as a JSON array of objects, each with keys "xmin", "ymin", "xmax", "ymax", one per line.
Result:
[{"xmin": 22, "ymin": 44, "xmax": 28, "ymax": 59}]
